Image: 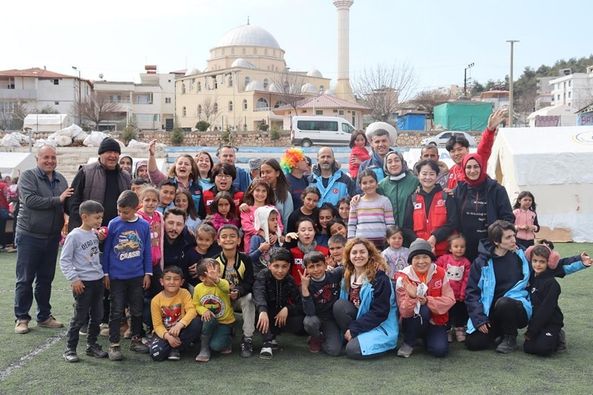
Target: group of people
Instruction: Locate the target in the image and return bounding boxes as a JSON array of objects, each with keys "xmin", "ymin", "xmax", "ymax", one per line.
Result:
[{"xmin": 12, "ymin": 109, "xmax": 591, "ymax": 364}]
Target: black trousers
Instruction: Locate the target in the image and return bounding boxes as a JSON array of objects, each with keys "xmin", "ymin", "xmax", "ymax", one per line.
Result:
[
  {"xmin": 466, "ymin": 297, "xmax": 528, "ymax": 351},
  {"xmin": 449, "ymin": 301, "xmax": 468, "ymax": 328},
  {"xmin": 66, "ymin": 279, "xmax": 104, "ymax": 350},
  {"xmin": 523, "ymin": 325, "xmax": 561, "ymax": 356},
  {"xmin": 262, "ymin": 307, "xmax": 304, "ymax": 341},
  {"xmin": 109, "ymin": 276, "xmax": 144, "ymax": 343}
]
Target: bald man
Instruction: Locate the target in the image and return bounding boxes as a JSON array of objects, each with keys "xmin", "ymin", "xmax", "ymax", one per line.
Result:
[
  {"xmin": 14, "ymin": 145, "xmax": 73, "ymax": 334},
  {"xmin": 308, "ymin": 147, "xmax": 354, "ymax": 207}
]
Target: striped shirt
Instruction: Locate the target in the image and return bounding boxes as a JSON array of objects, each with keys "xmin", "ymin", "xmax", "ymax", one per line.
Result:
[{"xmin": 348, "ymin": 195, "xmax": 395, "ymax": 241}]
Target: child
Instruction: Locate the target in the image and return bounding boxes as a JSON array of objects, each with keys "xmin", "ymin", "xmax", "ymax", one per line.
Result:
[
  {"xmin": 187, "ymin": 223, "xmax": 221, "ymax": 285},
  {"xmin": 286, "ymin": 218, "xmax": 329, "ymax": 286},
  {"xmin": 316, "ymin": 203, "xmax": 336, "ymax": 247},
  {"xmin": 174, "ymin": 190, "xmax": 202, "ymax": 234},
  {"xmin": 60, "ymin": 200, "xmax": 108, "ymax": 362},
  {"xmin": 435, "ymin": 234, "xmax": 470, "ymax": 343},
  {"xmin": 348, "ymin": 169, "xmax": 395, "ymax": 249},
  {"xmin": 381, "ymin": 225, "xmax": 410, "ymax": 279},
  {"xmin": 395, "ymin": 239, "xmax": 455, "ymax": 358},
  {"xmin": 214, "ymin": 224, "xmax": 257, "ymax": 358},
  {"xmin": 327, "ymin": 219, "xmax": 347, "ymax": 238},
  {"xmin": 149, "ymin": 266, "xmax": 200, "ymax": 361},
  {"xmin": 207, "ymin": 191, "xmax": 240, "ymax": 231},
  {"xmin": 157, "ymin": 179, "xmax": 177, "ymax": 214},
  {"xmin": 513, "ymin": 191, "xmax": 539, "ymax": 249},
  {"xmin": 240, "ymin": 178, "xmax": 277, "ymax": 253},
  {"xmin": 300, "ymin": 251, "xmax": 344, "ymax": 355},
  {"xmin": 249, "ymin": 206, "xmax": 283, "ymax": 274},
  {"xmin": 193, "ymin": 259, "xmax": 235, "ymax": 362},
  {"xmin": 131, "ymin": 178, "xmax": 149, "ymax": 201},
  {"xmin": 134, "ymin": 160, "xmax": 149, "ymax": 181},
  {"xmin": 327, "ymin": 234, "xmax": 347, "ymax": 268},
  {"xmin": 349, "ymin": 130, "xmax": 370, "ymax": 179},
  {"xmin": 102, "ymin": 190, "xmax": 153, "ymax": 361},
  {"xmin": 286, "ymin": 186, "xmax": 320, "ymax": 233},
  {"xmin": 253, "ymin": 247, "xmax": 304, "ymax": 359},
  {"xmin": 523, "ymin": 245, "xmax": 591, "ymax": 356},
  {"xmin": 137, "ymin": 187, "xmax": 164, "ymax": 283},
  {"xmin": 337, "ymin": 197, "xmax": 350, "ymax": 224}
]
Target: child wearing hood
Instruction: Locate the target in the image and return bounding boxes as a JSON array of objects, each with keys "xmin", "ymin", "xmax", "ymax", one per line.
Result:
[{"xmin": 249, "ymin": 206, "xmax": 283, "ymax": 274}]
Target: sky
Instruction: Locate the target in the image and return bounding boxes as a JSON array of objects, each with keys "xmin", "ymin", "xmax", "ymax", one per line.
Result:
[{"xmin": 3, "ymin": 0, "xmax": 591, "ymax": 95}]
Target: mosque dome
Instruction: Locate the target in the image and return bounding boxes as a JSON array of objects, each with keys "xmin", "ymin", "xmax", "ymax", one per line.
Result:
[
  {"xmin": 301, "ymin": 83, "xmax": 318, "ymax": 94},
  {"xmin": 231, "ymin": 58, "xmax": 256, "ymax": 69},
  {"xmin": 245, "ymin": 80, "xmax": 266, "ymax": 91},
  {"xmin": 268, "ymin": 82, "xmax": 282, "ymax": 93},
  {"xmin": 215, "ymin": 24, "xmax": 281, "ymax": 49},
  {"xmin": 185, "ymin": 68, "xmax": 200, "ymax": 76},
  {"xmin": 307, "ymin": 69, "xmax": 323, "ymax": 78}
]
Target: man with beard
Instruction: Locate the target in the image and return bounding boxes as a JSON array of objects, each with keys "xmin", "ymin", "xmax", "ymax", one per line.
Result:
[
  {"xmin": 356, "ymin": 129, "xmax": 392, "ymax": 192},
  {"xmin": 308, "ymin": 147, "xmax": 354, "ymax": 207},
  {"xmin": 217, "ymin": 145, "xmax": 251, "ymax": 193}
]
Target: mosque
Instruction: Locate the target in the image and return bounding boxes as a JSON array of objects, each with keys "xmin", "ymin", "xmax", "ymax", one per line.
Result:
[{"xmin": 175, "ymin": 0, "xmax": 367, "ymax": 131}]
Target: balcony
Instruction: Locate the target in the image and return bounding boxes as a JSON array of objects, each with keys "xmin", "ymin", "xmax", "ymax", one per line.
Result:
[{"xmin": 0, "ymin": 88, "xmax": 36, "ymax": 100}]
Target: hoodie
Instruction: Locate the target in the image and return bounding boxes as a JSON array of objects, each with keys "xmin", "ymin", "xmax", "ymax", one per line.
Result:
[{"xmin": 308, "ymin": 163, "xmax": 355, "ymax": 207}]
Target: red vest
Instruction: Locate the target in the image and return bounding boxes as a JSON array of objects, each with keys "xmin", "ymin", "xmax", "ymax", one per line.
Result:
[
  {"xmin": 412, "ymin": 191, "xmax": 448, "ymax": 257},
  {"xmin": 289, "ymin": 246, "xmax": 329, "ymax": 286},
  {"xmin": 396, "ymin": 265, "xmax": 449, "ymax": 325}
]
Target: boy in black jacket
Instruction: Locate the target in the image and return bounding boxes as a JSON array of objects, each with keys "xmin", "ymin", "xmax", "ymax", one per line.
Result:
[
  {"xmin": 523, "ymin": 245, "xmax": 591, "ymax": 356},
  {"xmin": 254, "ymin": 247, "xmax": 304, "ymax": 359}
]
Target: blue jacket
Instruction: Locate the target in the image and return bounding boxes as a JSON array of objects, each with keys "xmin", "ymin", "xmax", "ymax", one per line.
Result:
[
  {"xmin": 308, "ymin": 166, "xmax": 355, "ymax": 207},
  {"xmin": 233, "ymin": 167, "xmax": 252, "ymax": 193},
  {"xmin": 339, "ymin": 270, "xmax": 398, "ymax": 356}
]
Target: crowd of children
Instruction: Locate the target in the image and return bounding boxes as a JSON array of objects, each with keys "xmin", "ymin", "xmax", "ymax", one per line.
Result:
[{"xmin": 57, "ymin": 144, "xmax": 591, "ymax": 364}]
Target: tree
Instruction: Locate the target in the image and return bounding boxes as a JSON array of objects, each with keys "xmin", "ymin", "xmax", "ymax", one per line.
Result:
[
  {"xmin": 353, "ymin": 63, "xmax": 417, "ymax": 122},
  {"xmin": 270, "ymin": 71, "xmax": 306, "ymax": 115},
  {"xmin": 72, "ymin": 93, "xmax": 121, "ymax": 128},
  {"xmin": 411, "ymin": 89, "xmax": 450, "ymax": 114},
  {"xmin": 198, "ymin": 96, "xmax": 220, "ymax": 127}
]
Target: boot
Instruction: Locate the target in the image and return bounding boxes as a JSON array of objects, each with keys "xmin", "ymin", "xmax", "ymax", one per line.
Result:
[
  {"xmin": 455, "ymin": 327, "xmax": 466, "ymax": 342},
  {"xmin": 495, "ymin": 334, "xmax": 518, "ymax": 354},
  {"xmin": 557, "ymin": 328, "xmax": 567, "ymax": 352},
  {"xmin": 195, "ymin": 334, "xmax": 211, "ymax": 362}
]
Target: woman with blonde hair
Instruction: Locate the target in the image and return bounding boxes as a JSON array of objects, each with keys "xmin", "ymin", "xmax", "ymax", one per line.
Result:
[{"xmin": 332, "ymin": 238, "xmax": 398, "ymax": 359}]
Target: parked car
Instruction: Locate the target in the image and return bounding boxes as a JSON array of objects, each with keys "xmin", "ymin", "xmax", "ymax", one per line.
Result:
[
  {"xmin": 290, "ymin": 116, "xmax": 355, "ymax": 147},
  {"xmin": 420, "ymin": 131, "xmax": 476, "ymax": 147}
]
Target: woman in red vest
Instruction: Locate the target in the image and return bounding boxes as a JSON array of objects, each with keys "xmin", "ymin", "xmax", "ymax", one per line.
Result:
[
  {"xmin": 395, "ymin": 239, "xmax": 455, "ymax": 358},
  {"xmin": 202, "ymin": 163, "xmax": 244, "ymax": 217},
  {"xmin": 402, "ymin": 160, "xmax": 459, "ymax": 257}
]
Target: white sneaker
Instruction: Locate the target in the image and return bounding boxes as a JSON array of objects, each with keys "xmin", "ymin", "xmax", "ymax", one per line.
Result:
[{"xmin": 397, "ymin": 343, "xmax": 414, "ymax": 358}]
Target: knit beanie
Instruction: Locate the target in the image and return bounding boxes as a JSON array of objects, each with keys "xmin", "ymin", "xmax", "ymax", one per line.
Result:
[
  {"xmin": 98, "ymin": 137, "xmax": 122, "ymax": 155},
  {"xmin": 407, "ymin": 239, "xmax": 436, "ymax": 263}
]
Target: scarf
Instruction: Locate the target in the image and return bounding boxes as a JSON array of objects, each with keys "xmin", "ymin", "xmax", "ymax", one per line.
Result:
[
  {"xmin": 384, "ymin": 151, "xmax": 408, "ymax": 179},
  {"xmin": 462, "ymin": 153, "xmax": 487, "ymax": 188}
]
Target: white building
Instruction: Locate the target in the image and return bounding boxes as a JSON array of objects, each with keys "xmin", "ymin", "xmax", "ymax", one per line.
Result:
[
  {"xmin": 0, "ymin": 67, "xmax": 92, "ymax": 128},
  {"xmin": 93, "ymin": 65, "xmax": 179, "ymax": 130},
  {"xmin": 549, "ymin": 66, "xmax": 593, "ymax": 111}
]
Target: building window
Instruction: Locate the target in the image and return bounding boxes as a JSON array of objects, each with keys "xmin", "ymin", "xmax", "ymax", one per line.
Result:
[
  {"xmin": 213, "ymin": 103, "xmax": 218, "ymax": 113},
  {"xmin": 54, "ymin": 101, "xmax": 59, "ymax": 105},
  {"xmin": 256, "ymin": 98, "xmax": 268, "ymax": 109},
  {"xmin": 242, "ymin": 99, "xmax": 248, "ymax": 110},
  {"xmin": 181, "ymin": 83, "xmax": 186, "ymax": 94},
  {"xmin": 213, "ymin": 76, "xmax": 218, "ymax": 89},
  {"xmin": 165, "ymin": 97, "xmax": 171, "ymax": 104},
  {"xmin": 263, "ymin": 79, "xmax": 269, "ymax": 89},
  {"xmin": 53, "ymin": 79, "xmax": 59, "ymax": 85},
  {"xmin": 568, "ymin": 80, "xmax": 571, "ymax": 87},
  {"xmin": 568, "ymin": 91, "xmax": 572, "ymax": 98},
  {"xmin": 197, "ymin": 81, "xmax": 201, "ymax": 92},
  {"xmin": 333, "ymin": 109, "xmax": 338, "ymax": 113},
  {"xmin": 244, "ymin": 76, "xmax": 251, "ymax": 89},
  {"xmin": 339, "ymin": 110, "xmax": 344, "ymax": 115},
  {"xmin": 315, "ymin": 110, "xmax": 323, "ymax": 115},
  {"xmin": 197, "ymin": 105, "xmax": 202, "ymax": 116},
  {"xmin": 228, "ymin": 75, "xmax": 233, "ymax": 87},
  {"xmin": 228, "ymin": 101, "xmax": 233, "ymax": 111},
  {"xmin": 7, "ymin": 77, "xmax": 15, "ymax": 89},
  {"xmin": 182, "ymin": 106, "xmax": 187, "ymax": 116},
  {"xmin": 320, "ymin": 85, "xmax": 324, "ymax": 91}
]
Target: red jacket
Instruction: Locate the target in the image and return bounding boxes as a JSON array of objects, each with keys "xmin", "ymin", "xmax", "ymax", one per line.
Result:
[
  {"xmin": 412, "ymin": 191, "xmax": 449, "ymax": 257},
  {"xmin": 435, "ymin": 254, "xmax": 470, "ymax": 301},
  {"xmin": 289, "ymin": 245, "xmax": 329, "ymax": 286},
  {"xmin": 447, "ymin": 127, "xmax": 495, "ymax": 190}
]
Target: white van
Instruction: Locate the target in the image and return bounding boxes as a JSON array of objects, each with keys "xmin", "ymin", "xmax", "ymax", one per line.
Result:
[{"xmin": 290, "ymin": 116, "xmax": 355, "ymax": 147}]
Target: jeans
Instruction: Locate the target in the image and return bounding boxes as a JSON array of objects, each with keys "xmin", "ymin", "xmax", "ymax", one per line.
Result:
[
  {"xmin": 66, "ymin": 279, "xmax": 104, "ymax": 350},
  {"xmin": 332, "ymin": 299, "xmax": 371, "ymax": 360},
  {"xmin": 303, "ymin": 315, "xmax": 342, "ymax": 356},
  {"xmin": 109, "ymin": 276, "xmax": 145, "ymax": 344},
  {"xmin": 14, "ymin": 233, "xmax": 61, "ymax": 321},
  {"xmin": 0, "ymin": 208, "xmax": 9, "ymax": 248},
  {"xmin": 150, "ymin": 318, "xmax": 202, "ymax": 361},
  {"xmin": 201, "ymin": 320, "xmax": 233, "ymax": 351},
  {"xmin": 401, "ymin": 305, "xmax": 449, "ymax": 357}
]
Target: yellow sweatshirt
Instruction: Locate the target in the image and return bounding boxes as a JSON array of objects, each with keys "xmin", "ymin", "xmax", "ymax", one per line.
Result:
[
  {"xmin": 193, "ymin": 279, "xmax": 235, "ymax": 325},
  {"xmin": 150, "ymin": 288, "xmax": 197, "ymax": 339}
]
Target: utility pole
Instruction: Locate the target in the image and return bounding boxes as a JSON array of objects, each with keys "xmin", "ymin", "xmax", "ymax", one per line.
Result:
[
  {"xmin": 464, "ymin": 62, "xmax": 475, "ymax": 97},
  {"xmin": 72, "ymin": 66, "xmax": 82, "ymax": 125},
  {"xmin": 506, "ymin": 40, "xmax": 519, "ymax": 127}
]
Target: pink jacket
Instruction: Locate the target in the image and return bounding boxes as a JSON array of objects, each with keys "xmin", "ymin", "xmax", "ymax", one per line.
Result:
[
  {"xmin": 208, "ymin": 213, "xmax": 240, "ymax": 232},
  {"xmin": 435, "ymin": 254, "xmax": 470, "ymax": 301},
  {"xmin": 241, "ymin": 205, "xmax": 284, "ymax": 253},
  {"xmin": 513, "ymin": 208, "xmax": 538, "ymax": 241},
  {"xmin": 137, "ymin": 209, "xmax": 164, "ymax": 270}
]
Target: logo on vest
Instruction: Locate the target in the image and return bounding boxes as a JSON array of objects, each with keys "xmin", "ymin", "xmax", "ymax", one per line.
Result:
[
  {"xmin": 294, "ymin": 258, "xmax": 304, "ymax": 268},
  {"xmin": 414, "ymin": 203, "xmax": 422, "ymax": 210},
  {"xmin": 433, "ymin": 279, "xmax": 443, "ymax": 289},
  {"xmin": 436, "ymin": 199, "xmax": 445, "ymax": 207},
  {"xmin": 332, "ymin": 188, "xmax": 339, "ymax": 194}
]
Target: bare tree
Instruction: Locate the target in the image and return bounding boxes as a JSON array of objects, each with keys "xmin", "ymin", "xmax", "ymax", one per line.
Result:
[
  {"xmin": 72, "ymin": 93, "xmax": 121, "ymax": 128},
  {"xmin": 270, "ymin": 71, "xmax": 306, "ymax": 115},
  {"xmin": 411, "ymin": 89, "xmax": 451, "ymax": 114},
  {"xmin": 199, "ymin": 96, "xmax": 220, "ymax": 127},
  {"xmin": 0, "ymin": 101, "xmax": 30, "ymax": 130},
  {"xmin": 354, "ymin": 63, "xmax": 417, "ymax": 122}
]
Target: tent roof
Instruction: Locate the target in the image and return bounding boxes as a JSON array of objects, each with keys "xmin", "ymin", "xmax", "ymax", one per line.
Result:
[
  {"xmin": 527, "ymin": 104, "xmax": 573, "ymax": 120},
  {"xmin": 495, "ymin": 126, "xmax": 593, "ymax": 155},
  {"xmin": 23, "ymin": 114, "xmax": 69, "ymax": 126},
  {"xmin": 0, "ymin": 152, "xmax": 36, "ymax": 178}
]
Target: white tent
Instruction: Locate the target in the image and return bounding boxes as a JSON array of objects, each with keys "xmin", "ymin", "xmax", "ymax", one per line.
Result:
[
  {"xmin": 23, "ymin": 114, "xmax": 70, "ymax": 132},
  {"xmin": 0, "ymin": 152, "xmax": 36, "ymax": 178},
  {"xmin": 526, "ymin": 105, "xmax": 576, "ymax": 127},
  {"xmin": 487, "ymin": 126, "xmax": 593, "ymax": 242}
]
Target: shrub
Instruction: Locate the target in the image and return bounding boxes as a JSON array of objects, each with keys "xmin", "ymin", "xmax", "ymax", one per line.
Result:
[
  {"xmin": 170, "ymin": 128, "xmax": 185, "ymax": 145},
  {"xmin": 258, "ymin": 123, "xmax": 269, "ymax": 132},
  {"xmin": 121, "ymin": 126, "xmax": 137, "ymax": 145},
  {"xmin": 270, "ymin": 127, "xmax": 280, "ymax": 141},
  {"xmin": 195, "ymin": 121, "xmax": 210, "ymax": 132}
]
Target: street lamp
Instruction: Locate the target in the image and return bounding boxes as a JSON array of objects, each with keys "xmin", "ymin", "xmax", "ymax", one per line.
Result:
[
  {"xmin": 72, "ymin": 66, "xmax": 82, "ymax": 125},
  {"xmin": 464, "ymin": 63, "xmax": 475, "ymax": 97},
  {"xmin": 506, "ymin": 40, "xmax": 519, "ymax": 127}
]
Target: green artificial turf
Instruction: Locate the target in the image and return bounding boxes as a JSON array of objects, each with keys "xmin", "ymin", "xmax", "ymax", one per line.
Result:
[{"xmin": 1, "ymin": 244, "xmax": 592, "ymax": 394}]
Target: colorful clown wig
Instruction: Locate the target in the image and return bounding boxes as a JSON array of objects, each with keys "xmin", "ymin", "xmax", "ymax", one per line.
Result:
[{"xmin": 280, "ymin": 147, "xmax": 305, "ymax": 174}]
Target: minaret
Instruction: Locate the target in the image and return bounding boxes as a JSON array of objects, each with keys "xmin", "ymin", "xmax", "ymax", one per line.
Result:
[{"xmin": 333, "ymin": 0, "xmax": 355, "ymax": 102}]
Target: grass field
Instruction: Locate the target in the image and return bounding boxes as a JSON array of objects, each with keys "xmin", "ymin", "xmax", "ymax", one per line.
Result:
[{"xmin": 1, "ymin": 243, "xmax": 593, "ymax": 394}]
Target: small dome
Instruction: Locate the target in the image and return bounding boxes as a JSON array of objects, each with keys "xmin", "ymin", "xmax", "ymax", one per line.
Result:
[
  {"xmin": 216, "ymin": 24, "xmax": 281, "ymax": 49},
  {"xmin": 184, "ymin": 68, "xmax": 195, "ymax": 76},
  {"xmin": 324, "ymin": 88, "xmax": 336, "ymax": 96},
  {"xmin": 231, "ymin": 58, "xmax": 256, "ymax": 69},
  {"xmin": 301, "ymin": 83, "xmax": 318, "ymax": 94},
  {"xmin": 245, "ymin": 80, "xmax": 265, "ymax": 91},
  {"xmin": 268, "ymin": 82, "xmax": 282, "ymax": 93},
  {"xmin": 307, "ymin": 69, "xmax": 323, "ymax": 78}
]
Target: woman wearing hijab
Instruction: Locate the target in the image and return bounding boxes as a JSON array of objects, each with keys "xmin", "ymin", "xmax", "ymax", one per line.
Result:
[
  {"xmin": 377, "ymin": 151, "xmax": 419, "ymax": 228},
  {"xmin": 453, "ymin": 153, "xmax": 514, "ymax": 262}
]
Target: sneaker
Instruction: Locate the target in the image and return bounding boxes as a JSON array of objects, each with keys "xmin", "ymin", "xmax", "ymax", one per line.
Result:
[
  {"xmin": 270, "ymin": 338, "xmax": 279, "ymax": 350},
  {"xmin": 220, "ymin": 347, "xmax": 233, "ymax": 355},
  {"xmin": 397, "ymin": 343, "xmax": 414, "ymax": 358},
  {"xmin": 63, "ymin": 349, "xmax": 79, "ymax": 363},
  {"xmin": 240, "ymin": 337, "xmax": 253, "ymax": 358},
  {"xmin": 168, "ymin": 348, "xmax": 181, "ymax": 361},
  {"xmin": 557, "ymin": 328, "xmax": 567, "ymax": 352},
  {"xmin": 108, "ymin": 344, "xmax": 123, "ymax": 361},
  {"xmin": 79, "ymin": 323, "xmax": 88, "ymax": 336},
  {"xmin": 308, "ymin": 336, "xmax": 323, "ymax": 353},
  {"xmin": 447, "ymin": 330, "xmax": 454, "ymax": 343},
  {"xmin": 38, "ymin": 315, "xmax": 63, "ymax": 328},
  {"xmin": 496, "ymin": 335, "xmax": 518, "ymax": 354},
  {"xmin": 130, "ymin": 336, "xmax": 149, "ymax": 353},
  {"xmin": 86, "ymin": 343, "xmax": 108, "ymax": 358},
  {"xmin": 455, "ymin": 327, "xmax": 466, "ymax": 342},
  {"xmin": 259, "ymin": 342, "xmax": 273, "ymax": 360},
  {"xmin": 15, "ymin": 319, "xmax": 30, "ymax": 334},
  {"xmin": 5, "ymin": 246, "xmax": 17, "ymax": 253}
]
